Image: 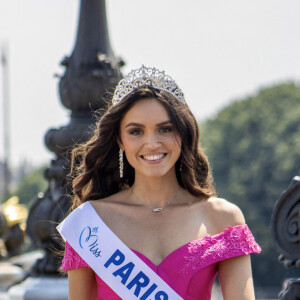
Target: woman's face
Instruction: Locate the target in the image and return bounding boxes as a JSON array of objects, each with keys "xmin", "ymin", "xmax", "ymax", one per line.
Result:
[{"xmin": 119, "ymin": 98, "xmax": 182, "ymax": 180}]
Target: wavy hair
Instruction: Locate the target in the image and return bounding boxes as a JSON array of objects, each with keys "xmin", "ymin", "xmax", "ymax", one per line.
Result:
[{"xmin": 70, "ymin": 86, "xmax": 216, "ymax": 209}]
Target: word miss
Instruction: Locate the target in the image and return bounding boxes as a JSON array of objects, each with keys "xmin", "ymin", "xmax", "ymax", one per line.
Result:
[{"xmin": 79, "ymin": 226, "xmax": 102, "ymax": 257}]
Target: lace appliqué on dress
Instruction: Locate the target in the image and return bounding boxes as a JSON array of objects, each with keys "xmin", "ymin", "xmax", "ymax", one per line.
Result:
[
  {"xmin": 181, "ymin": 224, "xmax": 261, "ymax": 277},
  {"xmin": 62, "ymin": 241, "xmax": 89, "ymax": 271}
]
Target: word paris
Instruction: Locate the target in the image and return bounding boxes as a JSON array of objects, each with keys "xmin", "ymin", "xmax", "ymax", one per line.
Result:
[
  {"xmin": 105, "ymin": 249, "xmax": 168, "ymax": 299},
  {"xmin": 57, "ymin": 202, "xmax": 182, "ymax": 300}
]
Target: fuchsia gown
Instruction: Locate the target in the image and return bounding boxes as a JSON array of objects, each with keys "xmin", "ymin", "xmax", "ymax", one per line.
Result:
[{"xmin": 62, "ymin": 224, "xmax": 261, "ymax": 299}]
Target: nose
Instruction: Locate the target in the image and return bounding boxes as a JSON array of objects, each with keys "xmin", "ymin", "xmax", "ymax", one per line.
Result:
[{"xmin": 144, "ymin": 132, "xmax": 161, "ymax": 148}]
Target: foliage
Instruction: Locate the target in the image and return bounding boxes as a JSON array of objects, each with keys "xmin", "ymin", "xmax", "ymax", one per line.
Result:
[
  {"xmin": 13, "ymin": 165, "xmax": 48, "ymax": 208},
  {"xmin": 200, "ymin": 82, "xmax": 300, "ymax": 288}
]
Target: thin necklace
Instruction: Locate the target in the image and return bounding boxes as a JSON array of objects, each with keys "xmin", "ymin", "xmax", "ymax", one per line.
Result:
[{"xmin": 131, "ymin": 187, "xmax": 181, "ymax": 213}]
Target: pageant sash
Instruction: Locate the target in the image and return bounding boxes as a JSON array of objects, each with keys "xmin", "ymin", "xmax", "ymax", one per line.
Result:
[{"xmin": 57, "ymin": 202, "xmax": 183, "ymax": 300}]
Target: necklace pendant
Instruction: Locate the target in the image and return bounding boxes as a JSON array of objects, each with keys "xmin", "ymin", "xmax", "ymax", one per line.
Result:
[{"xmin": 152, "ymin": 207, "xmax": 163, "ymax": 212}]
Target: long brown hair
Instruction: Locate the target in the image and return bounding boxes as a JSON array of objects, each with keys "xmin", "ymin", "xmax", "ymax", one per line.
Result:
[{"xmin": 70, "ymin": 86, "xmax": 216, "ymax": 208}]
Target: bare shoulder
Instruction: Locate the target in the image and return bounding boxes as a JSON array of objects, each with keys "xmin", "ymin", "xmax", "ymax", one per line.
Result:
[{"xmin": 205, "ymin": 197, "xmax": 245, "ymax": 233}]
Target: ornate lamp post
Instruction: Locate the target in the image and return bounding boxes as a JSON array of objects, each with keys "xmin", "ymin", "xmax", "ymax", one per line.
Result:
[
  {"xmin": 271, "ymin": 176, "xmax": 300, "ymax": 299},
  {"xmin": 8, "ymin": 0, "xmax": 123, "ymax": 298}
]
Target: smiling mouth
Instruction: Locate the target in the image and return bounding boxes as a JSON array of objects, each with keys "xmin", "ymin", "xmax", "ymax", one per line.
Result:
[{"xmin": 141, "ymin": 154, "xmax": 167, "ymax": 161}]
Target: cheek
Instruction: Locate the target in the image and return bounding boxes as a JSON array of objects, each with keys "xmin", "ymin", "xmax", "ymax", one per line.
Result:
[
  {"xmin": 164, "ymin": 136, "xmax": 181, "ymax": 158},
  {"xmin": 122, "ymin": 136, "xmax": 140, "ymax": 152},
  {"xmin": 170, "ymin": 134, "xmax": 182, "ymax": 150}
]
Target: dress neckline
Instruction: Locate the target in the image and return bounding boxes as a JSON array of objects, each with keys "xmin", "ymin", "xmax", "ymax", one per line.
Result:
[
  {"xmin": 131, "ymin": 224, "xmax": 248, "ymax": 267},
  {"xmin": 87, "ymin": 201, "xmax": 247, "ymax": 268}
]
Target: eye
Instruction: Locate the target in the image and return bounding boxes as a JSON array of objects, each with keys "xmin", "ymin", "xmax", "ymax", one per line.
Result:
[
  {"xmin": 129, "ymin": 128, "xmax": 143, "ymax": 135},
  {"xmin": 159, "ymin": 126, "xmax": 173, "ymax": 133}
]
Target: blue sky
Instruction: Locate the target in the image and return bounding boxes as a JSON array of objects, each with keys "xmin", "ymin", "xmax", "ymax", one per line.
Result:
[{"xmin": 0, "ymin": 0, "xmax": 300, "ymax": 165}]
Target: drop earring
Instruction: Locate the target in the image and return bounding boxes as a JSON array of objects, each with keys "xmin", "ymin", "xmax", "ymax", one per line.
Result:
[{"xmin": 119, "ymin": 149, "xmax": 124, "ymax": 178}]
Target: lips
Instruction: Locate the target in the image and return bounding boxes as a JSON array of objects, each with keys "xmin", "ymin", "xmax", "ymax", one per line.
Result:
[{"xmin": 141, "ymin": 153, "xmax": 167, "ymax": 161}]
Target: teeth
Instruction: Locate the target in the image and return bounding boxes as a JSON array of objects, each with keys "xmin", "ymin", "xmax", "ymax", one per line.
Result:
[{"xmin": 143, "ymin": 154, "xmax": 165, "ymax": 161}]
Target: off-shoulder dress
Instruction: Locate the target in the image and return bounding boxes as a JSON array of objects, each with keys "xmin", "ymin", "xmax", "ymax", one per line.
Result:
[{"xmin": 62, "ymin": 223, "xmax": 261, "ymax": 300}]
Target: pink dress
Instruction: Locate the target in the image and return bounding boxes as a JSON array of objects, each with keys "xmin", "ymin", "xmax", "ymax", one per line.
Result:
[{"xmin": 62, "ymin": 224, "xmax": 261, "ymax": 299}]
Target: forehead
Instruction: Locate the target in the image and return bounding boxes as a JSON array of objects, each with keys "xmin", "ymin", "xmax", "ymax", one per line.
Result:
[{"xmin": 121, "ymin": 98, "xmax": 170, "ymax": 124}]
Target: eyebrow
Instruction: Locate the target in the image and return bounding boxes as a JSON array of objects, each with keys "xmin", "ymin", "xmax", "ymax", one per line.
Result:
[{"xmin": 125, "ymin": 120, "xmax": 172, "ymax": 128}]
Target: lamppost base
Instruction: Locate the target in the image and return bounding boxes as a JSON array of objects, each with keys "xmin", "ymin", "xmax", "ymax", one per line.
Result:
[
  {"xmin": 7, "ymin": 277, "xmax": 68, "ymax": 300},
  {"xmin": 0, "ymin": 262, "xmax": 23, "ymax": 291},
  {"xmin": 279, "ymin": 278, "xmax": 300, "ymax": 300}
]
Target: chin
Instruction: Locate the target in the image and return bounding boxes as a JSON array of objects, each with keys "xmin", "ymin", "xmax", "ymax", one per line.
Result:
[{"xmin": 144, "ymin": 169, "xmax": 173, "ymax": 179}]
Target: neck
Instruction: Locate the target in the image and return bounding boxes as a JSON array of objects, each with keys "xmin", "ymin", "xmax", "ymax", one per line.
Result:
[{"xmin": 132, "ymin": 172, "xmax": 181, "ymax": 208}]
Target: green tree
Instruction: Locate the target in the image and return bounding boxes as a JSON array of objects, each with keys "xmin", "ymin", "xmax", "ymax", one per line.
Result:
[
  {"xmin": 200, "ymin": 82, "xmax": 300, "ymax": 288},
  {"xmin": 13, "ymin": 165, "xmax": 48, "ymax": 208}
]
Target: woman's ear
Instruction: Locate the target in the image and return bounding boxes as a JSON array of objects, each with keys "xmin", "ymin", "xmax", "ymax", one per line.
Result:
[{"xmin": 117, "ymin": 137, "xmax": 124, "ymax": 151}]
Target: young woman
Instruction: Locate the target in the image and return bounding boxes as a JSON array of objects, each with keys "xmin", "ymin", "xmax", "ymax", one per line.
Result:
[{"xmin": 58, "ymin": 65, "xmax": 261, "ymax": 300}]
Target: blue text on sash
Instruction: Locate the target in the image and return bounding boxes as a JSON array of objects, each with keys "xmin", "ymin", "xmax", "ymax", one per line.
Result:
[{"xmin": 105, "ymin": 249, "xmax": 168, "ymax": 299}]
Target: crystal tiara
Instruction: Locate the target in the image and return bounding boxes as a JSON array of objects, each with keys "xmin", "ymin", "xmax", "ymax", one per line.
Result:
[{"xmin": 112, "ymin": 65, "xmax": 186, "ymax": 105}]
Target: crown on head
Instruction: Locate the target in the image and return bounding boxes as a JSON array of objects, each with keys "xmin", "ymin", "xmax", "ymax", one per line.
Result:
[{"xmin": 112, "ymin": 65, "xmax": 186, "ymax": 105}]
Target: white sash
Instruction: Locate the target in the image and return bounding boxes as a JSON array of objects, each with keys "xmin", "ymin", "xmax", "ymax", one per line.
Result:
[{"xmin": 57, "ymin": 202, "xmax": 183, "ymax": 300}]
